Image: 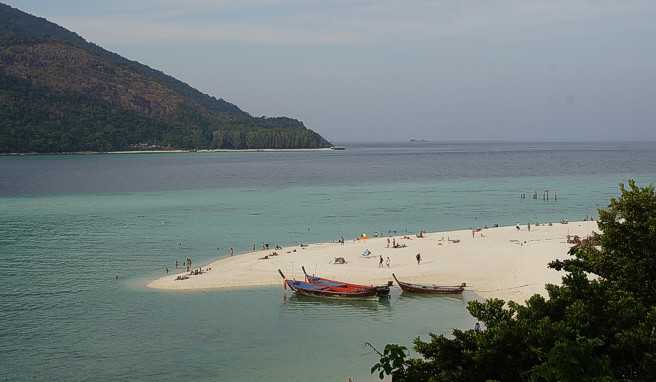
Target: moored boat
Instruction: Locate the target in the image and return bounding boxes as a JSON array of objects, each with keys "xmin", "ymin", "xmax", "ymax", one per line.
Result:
[
  {"xmin": 392, "ymin": 273, "xmax": 466, "ymax": 294},
  {"xmin": 279, "ymin": 270, "xmax": 384, "ymax": 299},
  {"xmin": 302, "ymin": 266, "xmax": 391, "ymax": 297}
]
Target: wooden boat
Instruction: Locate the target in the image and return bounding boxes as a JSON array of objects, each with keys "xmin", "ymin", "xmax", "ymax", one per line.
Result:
[
  {"xmin": 279, "ymin": 270, "xmax": 382, "ymax": 299},
  {"xmin": 302, "ymin": 266, "xmax": 390, "ymax": 297},
  {"xmin": 392, "ymin": 273, "xmax": 466, "ymax": 294}
]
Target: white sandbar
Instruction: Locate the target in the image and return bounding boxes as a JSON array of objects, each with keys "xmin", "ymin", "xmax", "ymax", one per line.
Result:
[{"xmin": 147, "ymin": 221, "xmax": 598, "ymax": 302}]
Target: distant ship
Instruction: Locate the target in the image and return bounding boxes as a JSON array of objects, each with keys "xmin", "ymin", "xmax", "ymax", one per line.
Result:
[
  {"xmin": 331, "ymin": 146, "xmax": 346, "ymax": 150},
  {"xmin": 409, "ymin": 139, "xmax": 431, "ymax": 143}
]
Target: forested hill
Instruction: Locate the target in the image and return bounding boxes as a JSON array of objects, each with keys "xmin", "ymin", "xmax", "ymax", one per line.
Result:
[{"xmin": 0, "ymin": 3, "xmax": 332, "ymax": 153}]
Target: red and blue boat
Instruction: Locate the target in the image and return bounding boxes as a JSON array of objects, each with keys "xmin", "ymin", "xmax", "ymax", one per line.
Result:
[
  {"xmin": 278, "ymin": 268, "xmax": 390, "ymax": 299},
  {"xmin": 301, "ymin": 266, "xmax": 390, "ymax": 297}
]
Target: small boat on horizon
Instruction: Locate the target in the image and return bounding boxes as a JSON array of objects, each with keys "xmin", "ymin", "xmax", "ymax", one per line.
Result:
[{"xmin": 392, "ymin": 273, "xmax": 466, "ymax": 294}]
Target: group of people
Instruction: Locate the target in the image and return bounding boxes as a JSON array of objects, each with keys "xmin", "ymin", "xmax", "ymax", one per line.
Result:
[
  {"xmin": 171, "ymin": 255, "xmax": 212, "ymax": 280},
  {"xmin": 520, "ymin": 191, "xmax": 558, "ymax": 201},
  {"xmin": 174, "ymin": 257, "xmax": 193, "ymax": 272},
  {"xmin": 514, "ymin": 223, "xmax": 537, "ymax": 232},
  {"xmin": 189, "ymin": 267, "xmax": 209, "ymax": 276},
  {"xmin": 386, "ymin": 237, "xmax": 407, "ymax": 249},
  {"xmin": 376, "ymin": 253, "xmax": 422, "ymax": 268}
]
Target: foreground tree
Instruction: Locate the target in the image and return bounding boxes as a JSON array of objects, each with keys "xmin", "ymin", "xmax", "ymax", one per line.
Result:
[{"xmin": 373, "ymin": 180, "xmax": 656, "ymax": 381}]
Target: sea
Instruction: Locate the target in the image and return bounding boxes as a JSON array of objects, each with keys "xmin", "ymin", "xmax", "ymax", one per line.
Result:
[{"xmin": 1, "ymin": 142, "xmax": 655, "ymax": 381}]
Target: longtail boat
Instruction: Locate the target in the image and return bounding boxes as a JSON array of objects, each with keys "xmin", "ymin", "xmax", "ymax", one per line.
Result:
[
  {"xmin": 278, "ymin": 270, "xmax": 384, "ymax": 299},
  {"xmin": 392, "ymin": 273, "xmax": 466, "ymax": 294},
  {"xmin": 302, "ymin": 266, "xmax": 390, "ymax": 297}
]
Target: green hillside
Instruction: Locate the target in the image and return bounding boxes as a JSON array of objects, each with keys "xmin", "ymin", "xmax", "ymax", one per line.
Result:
[{"xmin": 0, "ymin": 3, "xmax": 331, "ymax": 152}]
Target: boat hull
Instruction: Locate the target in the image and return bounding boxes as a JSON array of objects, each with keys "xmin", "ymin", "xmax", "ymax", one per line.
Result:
[
  {"xmin": 392, "ymin": 273, "xmax": 465, "ymax": 294},
  {"xmin": 302, "ymin": 266, "xmax": 391, "ymax": 297},
  {"xmin": 285, "ymin": 279, "xmax": 381, "ymax": 299}
]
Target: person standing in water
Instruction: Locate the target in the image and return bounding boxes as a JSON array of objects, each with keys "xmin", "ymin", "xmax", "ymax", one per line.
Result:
[{"xmin": 416, "ymin": 253, "xmax": 421, "ymax": 265}]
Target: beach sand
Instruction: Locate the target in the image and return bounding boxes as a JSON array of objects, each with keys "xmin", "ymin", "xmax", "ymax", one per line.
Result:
[{"xmin": 148, "ymin": 221, "xmax": 598, "ymax": 302}]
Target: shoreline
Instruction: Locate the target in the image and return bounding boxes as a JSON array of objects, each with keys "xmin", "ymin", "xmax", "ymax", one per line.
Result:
[
  {"xmin": 0, "ymin": 147, "xmax": 337, "ymax": 156},
  {"xmin": 148, "ymin": 221, "xmax": 598, "ymax": 302}
]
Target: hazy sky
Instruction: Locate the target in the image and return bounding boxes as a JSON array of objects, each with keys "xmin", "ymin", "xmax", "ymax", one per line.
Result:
[{"xmin": 7, "ymin": 0, "xmax": 656, "ymax": 142}]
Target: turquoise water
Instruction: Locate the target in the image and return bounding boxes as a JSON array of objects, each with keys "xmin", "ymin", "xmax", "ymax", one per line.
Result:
[{"xmin": 1, "ymin": 143, "xmax": 655, "ymax": 381}]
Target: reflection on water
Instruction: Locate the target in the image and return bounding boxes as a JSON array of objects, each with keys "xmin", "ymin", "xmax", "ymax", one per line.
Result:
[
  {"xmin": 282, "ymin": 293, "xmax": 391, "ymax": 318},
  {"xmin": 398, "ymin": 291, "xmax": 466, "ymax": 303},
  {"xmin": 280, "ymin": 288, "xmax": 470, "ymax": 322}
]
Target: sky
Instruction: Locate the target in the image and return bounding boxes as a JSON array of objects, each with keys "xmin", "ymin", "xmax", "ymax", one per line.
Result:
[{"xmin": 6, "ymin": 0, "xmax": 656, "ymax": 142}]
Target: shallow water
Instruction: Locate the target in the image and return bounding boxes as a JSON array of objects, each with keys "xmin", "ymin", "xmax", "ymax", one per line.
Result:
[{"xmin": 1, "ymin": 142, "xmax": 655, "ymax": 381}]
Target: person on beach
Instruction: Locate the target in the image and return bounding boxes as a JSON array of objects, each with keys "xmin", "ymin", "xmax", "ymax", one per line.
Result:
[
  {"xmin": 386, "ymin": 257, "xmax": 390, "ymax": 268},
  {"xmin": 379, "ymin": 256, "xmax": 384, "ymax": 268},
  {"xmin": 230, "ymin": 247, "xmax": 234, "ymax": 256},
  {"xmin": 387, "ymin": 238, "xmax": 390, "ymax": 248},
  {"xmin": 416, "ymin": 253, "xmax": 421, "ymax": 264},
  {"xmin": 528, "ymin": 223, "xmax": 531, "ymax": 232}
]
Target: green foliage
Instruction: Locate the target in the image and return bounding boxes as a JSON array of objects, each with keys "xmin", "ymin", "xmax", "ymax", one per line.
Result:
[
  {"xmin": 371, "ymin": 345, "xmax": 410, "ymax": 380},
  {"xmin": 373, "ymin": 180, "xmax": 656, "ymax": 381},
  {"xmin": 0, "ymin": 3, "xmax": 331, "ymax": 152}
]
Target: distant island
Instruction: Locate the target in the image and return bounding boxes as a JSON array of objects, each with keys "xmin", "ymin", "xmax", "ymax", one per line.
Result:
[{"xmin": 0, "ymin": 3, "xmax": 331, "ymax": 153}]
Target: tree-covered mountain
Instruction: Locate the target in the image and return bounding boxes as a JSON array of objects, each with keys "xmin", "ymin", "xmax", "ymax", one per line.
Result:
[{"xmin": 0, "ymin": 3, "xmax": 331, "ymax": 153}]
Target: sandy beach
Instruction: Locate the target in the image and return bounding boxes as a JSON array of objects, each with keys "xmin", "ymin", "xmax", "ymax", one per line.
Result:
[{"xmin": 148, "ymin": 221, "xmax": 598, "ymax": 302}]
